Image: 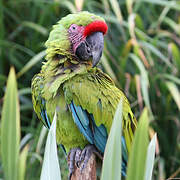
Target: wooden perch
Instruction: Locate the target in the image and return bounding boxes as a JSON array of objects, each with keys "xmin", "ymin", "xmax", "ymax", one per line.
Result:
[{"xmin": 68, "ymin": 153, "xmax": 97, "ymax": 180}]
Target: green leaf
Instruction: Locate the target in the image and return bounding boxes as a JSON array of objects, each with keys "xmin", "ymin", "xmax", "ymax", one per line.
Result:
[
  {"xmin": 126, "ymin": 0, "xmax": 133, "ymax": 14},
  {"xmin": 101, "ymin": 99, "xmax": 123, "ymax": 180},
  {"xmin": 141, "ymin": 0, "xmax": 180, "ymax": 11},
  {"xmin": 18, "ymin": 88, "xmax": 32, "ymax": 96},
  {"xmin": 1, "ymin": 67, "xmax": 20, "ymax": 180},
  {"xmin": 135, "ymin": 14, "xmax": 145, "ymax": 32},
  {"xmin": 22, "ymin": 21, "xmax": 48, "ymax": 36},
  {"xmin": 40, "ymin": 111, "xmax": 61, "ymax": 180},
  {"xmin": 157, "ymin": 73, "xmax": 180, "ymax": 85},
  {"xmin": 0, "ymin": 40, "xmax": 35, "ymax": 56},
  {"xmin": 140, "ymin": 41, "xmax": 174, "ymax": 69},
  {"xmin": 126, "ymin": 108, "xmax": 149, "ymax": 180},
  {"xmin": 165, "ymin": 81, "xmax": 180, "ymax": 111},
  {"xmin": 129, "ymin": 54, "xmax": 153, "ymax": 118},
  {"xmin": 169, "ymin": 42, "xmax": 180, "ymax": 71},
  {"xmin": 101, "ymin": 53, "xmax": 118, "ymax": 83},
  {"xmin": 17, "ymin": 50, "xmax": 46, "ymax": 78},
  {"xmin": 108, "ymin": 0, "xmax": 126, "ymax": 40},
  {"xmin": 60, "ymin": 1, "xmax": 77, "ymax": 13},
  {"xmin": 145, "ymin": 134, "xmax": 156, "ymax": 180},
  {"xmin": 163, "ymin": 17, "xmax": 180, "ymax": 36},
  {"xmin": 18, "ymin": 145, "xmax": 29, "ymax": 180},
  {"xmin": 109, "ymin": 0, "xmax": 123, "ymax": 22},
  {"xmin": 36, "ymin": 126, "xmax": 48, "ymax": 154}
]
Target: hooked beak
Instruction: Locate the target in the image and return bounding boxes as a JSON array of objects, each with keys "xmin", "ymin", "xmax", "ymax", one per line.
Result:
[{"xmin": 75, "ymin": 32, "xmax": 104, "ymax": 67}]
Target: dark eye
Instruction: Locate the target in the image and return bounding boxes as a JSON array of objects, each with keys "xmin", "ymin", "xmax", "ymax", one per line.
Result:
[
  {"xmin": 69, "ymin": 24, "xmax": 78, "ymax": 32},
  {"xmin": 68, "ymin": 24, "xmax": 78, "ymax": 34}
]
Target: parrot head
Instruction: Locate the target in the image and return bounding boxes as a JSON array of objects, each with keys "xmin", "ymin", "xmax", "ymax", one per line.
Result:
[{"xmin": 45, "ymin": 11, "xmax": 108, "ymax": 67}]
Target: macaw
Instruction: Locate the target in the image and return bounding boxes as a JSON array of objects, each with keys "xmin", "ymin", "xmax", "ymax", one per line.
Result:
[{"xmin": 31, "ymin": 11, "xmax": 137, "ymax": 178}]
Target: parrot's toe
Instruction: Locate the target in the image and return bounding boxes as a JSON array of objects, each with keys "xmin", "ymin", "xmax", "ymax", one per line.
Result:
[
  {"xmin": 67, "ymin": 147, "xmax": 82, "ymax": 180},
  {"xmin": 67, "ymin": 145, "xmax": 102, "ymax": 178},
  {"xmin": 79, "ymin": 144, "xmax": 102, "ymax": 172}
]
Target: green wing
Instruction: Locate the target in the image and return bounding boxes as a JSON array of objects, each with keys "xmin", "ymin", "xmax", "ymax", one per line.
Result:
[
  {"xmin": 31, "ymin": 74, "xmax": 51, "ymax": 128},
  {"xmin": 63, "ymin": 68, "xmax": 137, "ymax": 154},
  {"xmin": 32, "ymin": 72, "xmax": 89, "ymax": 152}
]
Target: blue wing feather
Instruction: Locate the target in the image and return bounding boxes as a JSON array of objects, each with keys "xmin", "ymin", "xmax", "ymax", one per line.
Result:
[
  {"xmin": 121, "ymin": 136, "xmax": 128, "ymax": 163},
  {"xmin": 70, "ymin": 101, "xmax": 128, "ymax": 177},
  {"xmin": 90, "ymin": 114, "xmax": 108, "ymax": 153},
  {"xmin": 70, "ymin": 102, "xmax": 94, "ymax": 144},
  {"xmin": 40, "ymin": 99, "xmax": 51, "ymax": 129}
]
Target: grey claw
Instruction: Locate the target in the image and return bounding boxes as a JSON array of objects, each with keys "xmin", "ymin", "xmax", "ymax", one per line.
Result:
[
  {"xmin": 75, "ymin": 148, "xmax": 81, "ymax": 167},
  {"xmin": 80, "ymin": 148, "xmax": 86, "ymax": 162},
  {"xmin": 67, "ymin": 147, "xmax": 82, "ymax": 178},
  {"xmin": 79, "ymin": 144, "xmax": 101, "ymax": 172},
  {"xmin": 67, "ymin": 148, "xmax": 81, "ymax": 180},
  {"xmin": 67, "ymin": 145, "xmax": 102, "ymax": 176}
]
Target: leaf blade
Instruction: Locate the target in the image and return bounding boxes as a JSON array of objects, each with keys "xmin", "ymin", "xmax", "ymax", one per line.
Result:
[
  {"xmin": 126, "ymin": 108, "xmax": 149, "ymax": 180},
  {"xmin": 101, "ymin": 99, "xmax": 123, "ymax": 180},
  {"xmin": 40, "ymin": 111, "xmax": 61, "ymax": 180},
  {"xmin": 145, "ymin": 134, "xmax": 156, "ymax": 180},
  {"xmin": 1, "ymin": 67, "xmax": 20, "ymax": 180},
  {"xmin": 165, "ymin": 81, "xmax": 180, "ymax": 111},
  {"xmin": 17, "ymin": 50, "xmax": 46, "ymax": 78},
  {"xmin": 18, "ymin": 145, "xmax": 29, "ymax": 180}
]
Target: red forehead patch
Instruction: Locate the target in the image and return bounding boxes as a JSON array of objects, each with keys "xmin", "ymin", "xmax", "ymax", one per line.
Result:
[{"xmin": 84, "ymin": 20, "xmax": 108, "ymax": 37}]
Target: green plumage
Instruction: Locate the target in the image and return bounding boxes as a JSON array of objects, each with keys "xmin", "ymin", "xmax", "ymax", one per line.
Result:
[{"xmin": 31, "ymin": 11, "xmax": 137, "ymax": 154}]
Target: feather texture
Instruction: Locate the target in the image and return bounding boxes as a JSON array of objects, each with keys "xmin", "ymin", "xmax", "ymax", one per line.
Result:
[
  {"xmin": 31, "ymin": 11, "xmax": 137, "ymax": 177},
  {"xmin": 63, "ymin": 68, "xmax": 137, "ymax": 154}
]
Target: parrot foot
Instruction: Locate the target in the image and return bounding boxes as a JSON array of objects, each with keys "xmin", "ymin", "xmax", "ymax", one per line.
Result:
[
  {"xmin": 79, "ymin": 144, "xmax": 102, "ymax": 172},
  {"xmin": 67, "ymin": 147, "xmax": 82, "ymax": 180},
  {"xmin": 67, "ymin": 145, "xmax": 102, "ymax": 179}
]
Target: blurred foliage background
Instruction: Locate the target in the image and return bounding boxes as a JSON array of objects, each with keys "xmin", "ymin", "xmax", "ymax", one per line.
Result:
[{"xmin": 0, "ymin": 0, "xmax": 180, "ymax": 179}]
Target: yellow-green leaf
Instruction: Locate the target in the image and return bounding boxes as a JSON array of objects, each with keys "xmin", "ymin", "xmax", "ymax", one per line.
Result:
[
  {"xmin": 126, "ymin": 108, "xmax": 149, "ymax": 180},
  {"xmin": 22, "ymin": 21, "xmax": 48, "ymax": 36},
  {"xmin": 1, "ymin": 67, "xmax": 20, "ymax": 180},
  {"xmin": 17, "ymin": 50, "xmax": 46, "ymax": 78},
  {"xmin": 169, "ymin": 42, "xmax": 180, "ymax": 72},
  {"xmin": 101, "ymin": 99, "xmax": 123, "ymax": 180},
  {"xmin": 109, "ymin": 0, "xmax": 123, "ymax": 22},
  {"xmin": 165, "ymin": 81, "xmax": 180, "ymax": 111},
  {"xmin": 18, "ymin": 145, "xmax": 29, "ymax": 180}
]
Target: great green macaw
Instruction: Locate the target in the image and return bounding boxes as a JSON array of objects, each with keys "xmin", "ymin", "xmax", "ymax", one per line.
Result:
[{"xmin": 31, "ymin": 11, "xmax": 137, "ymax": 178}]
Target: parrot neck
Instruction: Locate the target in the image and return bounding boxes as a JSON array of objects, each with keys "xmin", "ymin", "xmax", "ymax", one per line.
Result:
[
  {"xmin": 41, "ymin": 57, "xmax": 96, "ymax": 100},
  {"xmin": 43, "ymin": 51, "xmax": 93, "ymax": 75}
]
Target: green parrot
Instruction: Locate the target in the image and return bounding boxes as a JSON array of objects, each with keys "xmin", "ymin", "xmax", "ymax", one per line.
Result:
[{"xmin": 31, "ymin": 11, "xmax": 137, "ymax": 178}]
